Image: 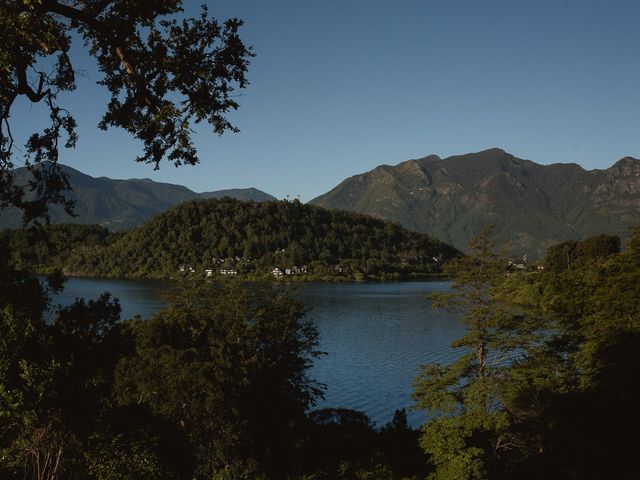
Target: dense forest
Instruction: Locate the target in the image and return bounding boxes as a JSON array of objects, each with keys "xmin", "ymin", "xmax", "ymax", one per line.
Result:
[
  {"xmin": 493, "ymin": 233, "xmax": 623, "ymax": 307},
  {"xmin": 1, "ymin": 198, "xmax": 459, "ymax": 280},
  {"xmin": 1, "ymin": 224, "xmax": 639, "ymax": 478},
  {"xmin": 411, "ymin": 226, "xmax": 640, "ymax": 478}
]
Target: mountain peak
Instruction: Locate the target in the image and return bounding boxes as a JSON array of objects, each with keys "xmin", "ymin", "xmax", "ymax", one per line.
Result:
[
  {"xmin": 480, "ymin": 147, "xmax": 510, "ymax": 156},
  {"xmin": 415, "ymin": 154, "xmax": 442, "ymax": 162},
  {"xmin": 310, "ymin": 149, "xmax": 640, "ymax": 257},
  {"xmin": 608, "ymin": 156, "xmax": 640, "ymax": 177},
  {"xmin": 612, "ymin": 156, "xmax": 640, "ymax": 167},
  {"xmin": 469, "ymin": 148, "xmax": 516, "ymax": 160}
]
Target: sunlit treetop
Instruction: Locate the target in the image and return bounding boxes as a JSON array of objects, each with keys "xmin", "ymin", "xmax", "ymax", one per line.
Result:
[{"xmin": 0, "ymin": 0, "xmax": 252, "ymax": 222}]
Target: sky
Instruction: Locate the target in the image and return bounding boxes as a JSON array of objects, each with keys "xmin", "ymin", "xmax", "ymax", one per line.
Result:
[{"xmin": 11, "ymin": 0, "xmax": 640, "ymax": 201}]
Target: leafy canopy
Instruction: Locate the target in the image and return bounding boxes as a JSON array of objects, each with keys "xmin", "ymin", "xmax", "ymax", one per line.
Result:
[
  {"xmin": 115, "ymin": 279, "xmax": 324, "ymax": 478},
  {"xmin": 496, "ymin": 228, "xmax": 640, "ymax": 478},
  {"xmin": 0, "ymin": 0, "xmax": 252, "ymax": 222},
  {"xmin": 1, "ymin": 198, "xmax": 459, "ymax": 280},
  {"xmin": 414, "ymin": 227, "xmax": 537, "ymax": 479}
]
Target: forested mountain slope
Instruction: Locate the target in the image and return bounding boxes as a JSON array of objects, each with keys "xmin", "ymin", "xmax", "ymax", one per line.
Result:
[
  {"xmin": 311, "ymin": 148, "xmax": 640, "ymax": 257},
  {"xmin": 5, "ymin": 198, "xmax": 457, "ymax": 279},
  {"xmin": 0, "ymin": 164, "xmax": 276, "ymax": 230}
]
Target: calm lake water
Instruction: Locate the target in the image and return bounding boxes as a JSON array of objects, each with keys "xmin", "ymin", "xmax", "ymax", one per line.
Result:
[{"xmin": 50, "ymin": 278, "xmax": 464, "ymax": 428}]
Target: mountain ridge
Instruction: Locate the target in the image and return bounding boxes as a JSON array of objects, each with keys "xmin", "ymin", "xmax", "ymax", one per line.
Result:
[
  {"xmin": 0, "ymin": 164, "xmax": 276, "ymax": 230},
  {"xmin": 310, "ymin": 148, "xmax": 640, "ymax": 257}
]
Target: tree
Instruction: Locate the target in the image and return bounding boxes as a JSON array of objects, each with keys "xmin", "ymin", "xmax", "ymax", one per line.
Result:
[
  {"xmin": 543, "ymin": 234, "xmax": 620, "ymax": 273},
  {"xmin": 1, "ymin": 0, "xmax": 252, "ymax": 222},
  {"xmin": 501, "ymin": 227, "xmax": 640, "ymax": 478},
  {"xmin": 115, "ymin": 279, "xmax": 324, "ymax": 479},
  {"xmin": 0, "ymin": 259, "xmax": 158, "ymax": 478},
  {"xmin": 413, "ymin": 227, "xmax": 536, "ymax": 479}
]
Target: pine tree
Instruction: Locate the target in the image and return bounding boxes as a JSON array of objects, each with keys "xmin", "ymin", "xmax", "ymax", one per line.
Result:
[{"xmin": 414, "ymin": 227, "xmax": 536, "ymax": 479}]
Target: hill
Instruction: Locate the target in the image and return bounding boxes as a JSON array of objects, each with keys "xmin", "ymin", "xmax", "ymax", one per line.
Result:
[
  {"xmin": 9, "ymin": 198, "xmax": 458, "ymax": 280},
  {"xmin": 0, "ymin": 164, "xmax": 276, "ymax": 230},
  {"xmin": 310, "ymin": 148, "xmax": 640, "ymax": 257}
]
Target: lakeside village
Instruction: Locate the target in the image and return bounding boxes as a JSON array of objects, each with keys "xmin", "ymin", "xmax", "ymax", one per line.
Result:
[
  {"xmin": 176, "ymin": 248, "xmax": 543, "ymax": 281},
  {"xmin": 179, "ymin": 261, "xmax": 309, "ymax": 279},
  {"xmin": 506, "ymin": 254, "xmax": 545, "ymax": 276},
  {"xmin": 177, "ymin": 248, "xmax": 447, "ymax": 280}
]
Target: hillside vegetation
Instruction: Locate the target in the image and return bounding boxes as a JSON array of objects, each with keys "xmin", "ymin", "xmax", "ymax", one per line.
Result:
[
  {"xmin": 494, "ymin": 233, "xmax": 623, "ymax": 308},
  {"xmin": 0, "ymin": 164, "xmax": 275, "ymax": 230},
  {"xmin": 311, "ymin": 148, "xmax": 640, "ymax": 257},
  {"xmin": 4, "ymin": 198, "xmax": 458, "ymax": 280}
]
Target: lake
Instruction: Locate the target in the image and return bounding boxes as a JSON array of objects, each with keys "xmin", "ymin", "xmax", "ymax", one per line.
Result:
[{"xmin": 50, "ymin": 278, "xmax": 464, "ymax": 428}]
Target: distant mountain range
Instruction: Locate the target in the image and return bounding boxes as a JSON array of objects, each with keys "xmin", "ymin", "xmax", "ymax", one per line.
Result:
[
  {"xmin": 0, "ymin": 164, "xmax": 276, "ymax": 230},
  {"xmin": 4, "ymin": 150, "xmax": 640, "ymax": 258},
  {"xmin": 310, "ymin": 148, "xmax": 640, "ymax": 257}
]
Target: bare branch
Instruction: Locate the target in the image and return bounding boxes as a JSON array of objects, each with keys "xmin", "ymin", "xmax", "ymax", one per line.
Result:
[{"xmin": 15, "ymin": 62, "xmax": 49, "ymax": 103}]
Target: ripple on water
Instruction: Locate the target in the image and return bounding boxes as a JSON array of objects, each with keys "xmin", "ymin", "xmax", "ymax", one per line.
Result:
[
  {"xmin": 301, "ymin": 281, "xmax": 464, "ymax": 428},
  {"xmin": 51, "ymin": 279, "xmax": 463, "ymax": 429}
]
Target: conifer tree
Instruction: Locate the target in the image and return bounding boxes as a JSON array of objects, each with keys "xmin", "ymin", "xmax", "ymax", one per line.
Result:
[{"xmin": 414, "ymin": 226, "xmax": 536, "ymax": 479}]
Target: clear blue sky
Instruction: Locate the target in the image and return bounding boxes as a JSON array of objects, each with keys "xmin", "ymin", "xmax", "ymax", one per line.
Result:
[{"xmin": 11, "ymin": 0, "xmax": 640, "ymax": 201}]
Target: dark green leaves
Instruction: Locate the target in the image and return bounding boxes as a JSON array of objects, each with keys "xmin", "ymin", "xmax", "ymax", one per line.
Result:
[
  {"xmin": 1, "ymin": 1, "xmax": 252, "ymax": 222},
  {"xmin": 115, "ymin": 280, "xmax": 323, "ymax": 477}
]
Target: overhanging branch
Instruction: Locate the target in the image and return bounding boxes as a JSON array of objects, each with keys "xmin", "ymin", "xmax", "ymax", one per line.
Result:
[
  {"xmin": 15, "ymin": 62, "xmax": 48, "ymax": 102},
  {"xmin": 43, "ymin": 0, "xmax": 151, "ymax": 105}
]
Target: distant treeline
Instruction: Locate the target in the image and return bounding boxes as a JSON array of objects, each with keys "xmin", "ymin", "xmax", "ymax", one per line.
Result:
[
  {"xmin": 1, "ymin": 198, "xmax": 458, "ymax": 280},
  {"xmin": 494, "ymin": 233, "xmax": 623, "ymax": 307}
]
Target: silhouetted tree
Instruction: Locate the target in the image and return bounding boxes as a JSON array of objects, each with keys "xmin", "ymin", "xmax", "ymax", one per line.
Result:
[
  {"xmin": 115, "ymin": 280, "xmax": 323, "ymax": 478},
  {"xmin": 1, "ymin": 1, "xmax": 252, "ymax": 222}
]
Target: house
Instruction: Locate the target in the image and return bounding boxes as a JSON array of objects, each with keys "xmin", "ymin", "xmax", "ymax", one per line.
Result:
[
  {"xmin": 220, "ymin": 269, "xmax": 238, "ymax": 276},
  {"xmin": 271, "ymin": 268, "xmax": 284, "ymax": 278},
  {"xmin": 205, "ymin": 269, "xmax": 214, "ymax": 277},
  {"xmin": 285, "ymin": 266, "xmax": 305, "ymax": 275}
]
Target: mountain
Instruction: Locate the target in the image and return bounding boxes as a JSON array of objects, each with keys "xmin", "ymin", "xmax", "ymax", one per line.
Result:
[
  {"xmin": 199, "ymin": 188, "xmax": 275, "ymax": 202},
  {"xmin": 0, "ymin": 164, "xmax": 276, "ymax": 230},
  {"xmin": 20, "ymin": 198, "xmax": 458, "ymax": 279},
  {"xmin": 310, "ymin": 148, "xmax": 640, "ymax": 257}
]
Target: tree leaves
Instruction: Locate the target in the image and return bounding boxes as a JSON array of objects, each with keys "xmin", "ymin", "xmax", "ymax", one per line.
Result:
[{"xmin": 1, "ymin": 1, "xmax": 252, "ymax": 222}]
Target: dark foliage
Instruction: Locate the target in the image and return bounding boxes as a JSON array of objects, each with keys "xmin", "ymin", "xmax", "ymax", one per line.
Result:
[
  {"xmin": 300, "ymin": 408, "xmax": 428, "ymax": 479},
  {"xmin": 1, "ymin": 1, "xmax": 252, "ymax": 222},
  {"xmin": 543, "ymin": 234, "xmax": 620, "ymax": 273},
  {"xmin": 2, "ymin": 198, "xmax": 458, "ymax": 280}
]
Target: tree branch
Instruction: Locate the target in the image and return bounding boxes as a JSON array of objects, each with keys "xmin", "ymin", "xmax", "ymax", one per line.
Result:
[
  {"xmin": 15, "ymin": 61, "xmax": 48, "ymax": 102},
  {"xmin": 44, "ymin": 1, "xmax": 139, "ymax": 86}
]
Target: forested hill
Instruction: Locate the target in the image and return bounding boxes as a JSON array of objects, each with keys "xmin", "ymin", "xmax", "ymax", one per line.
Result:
[
  {"xmin": 310, "ymin": 148, "xmax": 640, "ymax": 257},
  {"xmin": 16, "ymin": 198, "xmax": 458, "ymax": 280},
  {"xmin": 0, "ymin": 164, "xmax": 276, "ymax": 230}
]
